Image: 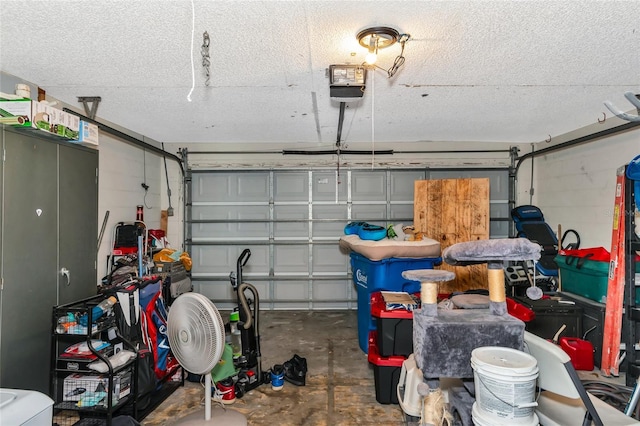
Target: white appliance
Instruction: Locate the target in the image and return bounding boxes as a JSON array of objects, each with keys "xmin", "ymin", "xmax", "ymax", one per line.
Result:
[{"xmin": 0, "ymin": 388, "xmax": 53, "ymax": 425}]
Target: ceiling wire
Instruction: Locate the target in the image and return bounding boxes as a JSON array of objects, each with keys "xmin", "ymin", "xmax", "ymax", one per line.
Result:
[
  {"xmin": 186, "ymin": 0, "xmax": 195, "ymax": 101},
  {"xmin": 371, "ymin": 71, "xmax": 375, "ymax": 169}
]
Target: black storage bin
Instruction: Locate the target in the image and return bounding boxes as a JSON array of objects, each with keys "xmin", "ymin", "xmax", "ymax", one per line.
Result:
[
  {"xmin": 371, "ymin": 292, "xmax": 414, "ymax": 357},
  {"xmin": 559, "ymin": 291, "xmax": 628, "ymax": 372},
  {"xmin": 513, "ymin": 295, "xmax": 582, "ymax": 340},
  {"xmin": 368, "ymin": 331, "xmax": 406, "ymax": 404}
]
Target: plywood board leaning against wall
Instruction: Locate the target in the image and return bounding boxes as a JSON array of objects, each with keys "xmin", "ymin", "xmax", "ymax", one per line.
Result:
[{"xmin": 414, "ymin": 178, "xmax": 490, "ymax": 293}]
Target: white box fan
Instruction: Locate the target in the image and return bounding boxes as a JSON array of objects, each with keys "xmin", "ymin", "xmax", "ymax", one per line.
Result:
[{"xmin": 167, "ymin": 293, "xmax": 246, "ymax": 425}]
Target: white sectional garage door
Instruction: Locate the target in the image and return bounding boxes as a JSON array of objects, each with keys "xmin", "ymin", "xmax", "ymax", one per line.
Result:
[{"xmin": 187, "ymin": 168, "xmax": 509, "ymax": 310}]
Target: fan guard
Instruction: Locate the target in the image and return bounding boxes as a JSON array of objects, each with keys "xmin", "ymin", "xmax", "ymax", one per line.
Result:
[{"xmin": 167, "ymin": 293, "xmax": 225, "ymax": 375}]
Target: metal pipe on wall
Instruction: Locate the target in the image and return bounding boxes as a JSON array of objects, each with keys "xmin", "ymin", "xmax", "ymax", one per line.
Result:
[
  {"xmin": 509, "ymin": 121, "xmax": 640, "ymax": 236},
  {"xmin": 514, "ymin": 121, "xmax": 640, "ymax": 174},
  {"xmin": 62, "ymin": 108, "xmax": 184, "ymax": 175}
]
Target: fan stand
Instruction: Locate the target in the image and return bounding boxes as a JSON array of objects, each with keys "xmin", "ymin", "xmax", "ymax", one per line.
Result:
[
  {"xmin": 167, "ymin": 292, "xmax": 247, "ymax": 426},
  {"xmin": 171, "ymin": 374, "xmax": 247, "ymax": 426}
]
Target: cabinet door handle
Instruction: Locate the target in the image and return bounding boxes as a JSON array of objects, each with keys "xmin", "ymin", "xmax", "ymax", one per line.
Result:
[{"xmin": 60, "ymin": 267, "xmax": 71, "ymax": 286}]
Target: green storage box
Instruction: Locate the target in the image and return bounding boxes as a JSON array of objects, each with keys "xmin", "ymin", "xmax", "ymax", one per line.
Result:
[{"xmin": 555, "ymin": 253, "xmax": 640, "ymax": 304}]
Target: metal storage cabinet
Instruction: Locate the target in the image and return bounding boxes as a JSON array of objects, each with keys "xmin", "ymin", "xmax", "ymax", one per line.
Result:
[{"xmin": 0, "ymin": 125, "xmax": 98, "ymax": 394}]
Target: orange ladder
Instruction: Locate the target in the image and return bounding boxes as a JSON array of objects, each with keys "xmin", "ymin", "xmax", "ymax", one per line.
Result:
[{"xmin": 601, "ymin": 167, "xmax": 627, "ymax": 376}]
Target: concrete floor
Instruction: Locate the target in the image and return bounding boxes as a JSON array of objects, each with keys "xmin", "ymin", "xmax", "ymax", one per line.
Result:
[{"xmin": 142, "ymin": 310, "xmax": 407, "ymax": 425}]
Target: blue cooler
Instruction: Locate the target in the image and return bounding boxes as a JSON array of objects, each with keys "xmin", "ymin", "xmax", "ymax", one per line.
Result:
[{"xmin": 350, "ymin": 252, "xmax": 442, "ymax": 353}]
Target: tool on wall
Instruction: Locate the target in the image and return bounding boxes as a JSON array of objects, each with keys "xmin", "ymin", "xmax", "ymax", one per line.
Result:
[
  {"xmin": 161, "ymin": 143, "xmax": 174, "ymax": 216},
  {"xmin": 97, "ymin": 210, "xmax": 110, "ymax": 250}
]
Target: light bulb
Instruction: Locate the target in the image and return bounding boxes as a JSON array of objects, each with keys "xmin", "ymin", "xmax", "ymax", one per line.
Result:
[
  {"xmin": 365, "ymin": 34, "xmax": 379, "ymax": 65},
  {"xmin": 365, "ymin": 52, "xmax": 377, "ymax": 65}
]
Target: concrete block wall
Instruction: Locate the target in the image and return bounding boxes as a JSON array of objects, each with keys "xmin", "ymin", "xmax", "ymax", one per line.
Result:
[
  {"xmin": 519, "ymin": 127, "xmax": 639, "ymax": 249},
  {"xmin": 97, "ymin": 133, "xmax": 184, "ymax": 280}
]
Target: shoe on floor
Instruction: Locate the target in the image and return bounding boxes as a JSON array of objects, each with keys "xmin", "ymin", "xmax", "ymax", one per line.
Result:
[
  {"xmin": 283, "ymin": 354, "xmax": 307, "ymax": 386},
  {"xmin": 213, "ymin": 377, "xmax": 236, "ymax": 404}
]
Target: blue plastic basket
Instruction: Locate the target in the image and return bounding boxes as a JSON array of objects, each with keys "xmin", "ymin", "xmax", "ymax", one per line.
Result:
[{"xmin": 350, "ymin": 252, "xmax": 442, "ymax": 353}]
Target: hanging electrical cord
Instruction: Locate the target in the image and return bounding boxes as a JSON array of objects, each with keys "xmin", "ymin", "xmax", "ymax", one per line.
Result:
[
  {"xmin": 201, "ymin": 31, "xmax": 211, "ymax": 86},
  {"xmin": 141, "ymin": 150, "xmax": 152, "ymax": 210},
  {"xmin": 161, "ymin": 143, "xmax": 175, "ymax": 216},
  {"xmin": 371, "ymin": 70, "xmax": 375, "ymax": 169},
  {"xmin": 186, "ymin": 0, "xmax": 195, "ymax": 101}
]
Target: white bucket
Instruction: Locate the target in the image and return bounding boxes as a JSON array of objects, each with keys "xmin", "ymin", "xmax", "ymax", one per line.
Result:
[{"xmin": 471, "ymin": 346, "xmax": 539, "ymax": 425}]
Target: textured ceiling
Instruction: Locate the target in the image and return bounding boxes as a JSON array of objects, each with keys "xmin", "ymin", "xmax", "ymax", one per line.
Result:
[{"xmin": 1, "ymin": 0, "xmax": 639, "ymax": 147}]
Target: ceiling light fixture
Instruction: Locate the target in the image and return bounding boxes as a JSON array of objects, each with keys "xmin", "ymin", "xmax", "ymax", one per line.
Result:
[{"xmin": 356, "ymin": 26, "xmax": 410, "ymax": 78}]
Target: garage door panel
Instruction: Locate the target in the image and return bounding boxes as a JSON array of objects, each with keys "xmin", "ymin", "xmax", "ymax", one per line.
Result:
[
  {"xmin": 193, "ymin": 245, "xmax": 232, "ymax": 273},
  {"xmin": 274, "ymin": 205, "xmax": 308, "ymax": 238},
  {"xmin": 230, "ymin": 245, "xmax": 270, "ymax": 275},
  {"xmin": 193, "ymin": 172, "xmax": 270, "ymax": 202},
  {"xmin": 193, "ymin": 245, "xmax": 269, "ymax": 275},
  {"xmin": 274, "ymin": 245, "xmax": 309, "ymax": 273},
  {"xmin": 191, "ymin": 205, "xmax": 270, "ymax": 238},
  {"xmin": 390, "ymin": 204, "xmax": 414, "ymax": 221},
  {"xmin": 312, "ymin": 244, "xmax": 348, "ymax": 273},
  {"xmin": 274, "ymin": 281, "xmax": 307, "ymax": 300},
  {"xmin": 352, "ymin": 171, "xmax": 387, "ymax": 201},
  {"xmin": 196, "ymin": 281, "xmax": 236, "ymax": 309},
  {"xmin": 313, "ymin": 205, "xmax": 347, "ymax": 238},
  {"xmin": 313, "ymin": 280, "xmax": 349, "ymax": 300},
  {"xmin": 351, "ymin": 204, "xmax": 386, "ymax": 223},
  {"xmin": 236, "ymin": 173, "xmax": 270, "ymax": 201},
  {"xmin": 193, "ymin": 173, "xmax": 233, "ymax": 201},
  {"xmin": 312, "ymin": 171, "xmax": 347, "ymax": 202},
  {"xmin": 491, "ymin": 203, "xmax": 510, "ymax": 238},
  {"xmin": 272, "ymin": 280, "xmax": 310, "ymax": 309},
  {"xmin": 274, "ymin": 172, "xmax": 308, "ymax": 201},
  {"xmin": 192, "ymin": 205, "xmax": 231, "ymax": 219},
  {"xmin": 391, "ymin": 171, "xmax": 425, "ymax": 201}
]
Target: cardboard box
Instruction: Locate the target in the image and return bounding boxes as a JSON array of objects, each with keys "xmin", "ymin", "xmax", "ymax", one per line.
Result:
[
  {"xmin": 71, "ymin": 120, "xmax": 99, "ymax": 146},
  {"xmin": 0, "ymin": 98, "xmax": 32, "ymax": 127},
  {"xmin": 31, "ymin": 101, "xmax": 80, "ymax": 140}
]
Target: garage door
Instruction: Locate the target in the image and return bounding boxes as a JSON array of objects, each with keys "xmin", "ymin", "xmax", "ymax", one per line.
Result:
[{"xmin": 187, "ymin": 168, "xmax": 510, "ymax": 310}]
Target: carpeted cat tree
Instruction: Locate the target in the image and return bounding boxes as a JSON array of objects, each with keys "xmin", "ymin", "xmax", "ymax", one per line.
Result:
[
  {"xmin": 403, "ymin": 238, "xmax": 541, "ymax": 425},
  {"xmin": 406, "ymin": 238, "xmax": 540, "ymax": 378}
]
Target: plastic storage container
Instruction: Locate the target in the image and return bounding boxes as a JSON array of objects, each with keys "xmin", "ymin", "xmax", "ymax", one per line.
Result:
[
  {"xmin": 513, "ymin": 295, "xmax": 582, "ymax": 341},
  {"xmin": 555, "ymin": 249, "xmax": 640, "ymax": 304},
  {"xmin": 351, "ymin": 252, "xmax": 441, "ymax": 353},
  {"xmin": 367, "ymin": 331, "xmax": 406, "ymax": 404},
  {"xmin": 370, "ymin": 291, "xmax": 416, "ymax": 357}
]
